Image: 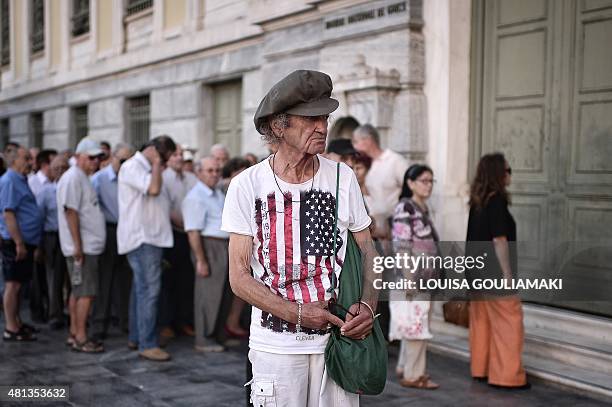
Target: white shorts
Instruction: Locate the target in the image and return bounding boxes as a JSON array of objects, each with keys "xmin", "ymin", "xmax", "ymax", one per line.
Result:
[{"xmin": 247, "ymin": 349, "xmax": 359, "ymax": 407}]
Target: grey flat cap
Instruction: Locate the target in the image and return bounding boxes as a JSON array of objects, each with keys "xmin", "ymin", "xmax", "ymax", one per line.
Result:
[{"xmin": 254, "ymin": 70, "xmax": 339, "ymax": 134}]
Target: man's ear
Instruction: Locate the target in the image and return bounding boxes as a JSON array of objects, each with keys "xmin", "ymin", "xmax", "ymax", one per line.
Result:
[{"xmin": 270, "ymin": 117, "xmax": 285, "ymax": 139}]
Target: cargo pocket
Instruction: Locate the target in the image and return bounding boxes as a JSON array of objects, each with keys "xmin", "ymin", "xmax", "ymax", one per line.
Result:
[{"xmin": 249, "ymin": 377, "xmax": 276, "ymax": 407}]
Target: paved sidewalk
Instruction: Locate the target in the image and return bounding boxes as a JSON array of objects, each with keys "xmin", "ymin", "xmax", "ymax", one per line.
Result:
[{"xmin": 0, "ymin": 321, "xmax": 608, "ymax": 406}]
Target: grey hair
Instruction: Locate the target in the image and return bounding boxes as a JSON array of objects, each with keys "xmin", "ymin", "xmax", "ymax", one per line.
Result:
[
  {"xmin": 354, "ymin": 124, "xmax": 380, "ymax": 146},
  {"xmin": 196, "ymin": 155, "xmax": 216, "ymax": 172},
  {"xmin": 210, "ymin": 144, "xmax": 228, "ymax": 154},
  {"xmin": 259, "ymin": 113, "xmax": 290, "ymax": 144},
  {"xmin": 113, "ymin": 142, "xmax": 134, "ymax": 155}
]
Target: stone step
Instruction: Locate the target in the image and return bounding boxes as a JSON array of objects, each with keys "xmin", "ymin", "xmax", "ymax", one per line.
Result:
[
  {"xmin": 428, "ymin": 332, "xmax": 612, "ymax": 401},
  {"xmin": 431, "ymin": 312, "xmax": 612, "ymax": 375},
  {"xmin": 523, "ymin": 328, "xmax": 612, "ymax": 375},
  {"xmin": 523, "ymin": 304, "xmax": 612, "ymax": 346}
]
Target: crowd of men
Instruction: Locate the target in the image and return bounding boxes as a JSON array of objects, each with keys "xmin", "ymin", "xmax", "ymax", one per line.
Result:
[
  {"xmin": 0, "ymin": 119, "xmax": 408, "ymax": 364},
  {"xmin": 0, "ymin": 139, "xmax": 257, "ymax": 361}
]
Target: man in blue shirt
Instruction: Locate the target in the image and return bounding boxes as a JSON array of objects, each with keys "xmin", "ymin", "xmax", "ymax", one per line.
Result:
[
  {"xmin": 1, "ymin": 144, "xmax": 43, "ymax": 341},
  {"xmin": 90, "ymin": 143, "xmax": 134, "ymax": 340},
  {"xmin": 36, "ymin": 155, "xmax": 70, "ymax": 329},
  {"xmin": 182, "ymin": 157, "xmax": 229, "ymax": 352}
]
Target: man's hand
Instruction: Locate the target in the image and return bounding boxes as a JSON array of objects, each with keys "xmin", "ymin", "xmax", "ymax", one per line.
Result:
[
  {"xmin": 143, "ymin": 145, "xmax": 161, "ymax": 166},
  {"xmin": 73, "ymin": 244, "xmax": 84, "ymax": 264},
  {"xmin": 301, "ymin": 301, "xmax": 344, "ymax": 331},
  {"xmin": 341, "ymin": 302, "xmax": 374, "ymax": 340},
  {"xmin": 196, "ymin": 260, "xmax": 210, "ymax": 278},
  {"xmin": 15, "ymin": 242, "xmax": 27, "ymax": 261}
]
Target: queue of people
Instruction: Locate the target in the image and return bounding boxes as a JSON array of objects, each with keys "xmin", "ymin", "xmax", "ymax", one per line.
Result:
[{"xmin": 0, "ymin": 138, "xmax": 256, "ymax": 362}]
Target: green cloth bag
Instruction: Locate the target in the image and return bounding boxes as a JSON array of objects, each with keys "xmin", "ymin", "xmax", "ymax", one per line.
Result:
[{"xmin": 324, "ymin": 163, "xmax": 388, "ymax": 395}]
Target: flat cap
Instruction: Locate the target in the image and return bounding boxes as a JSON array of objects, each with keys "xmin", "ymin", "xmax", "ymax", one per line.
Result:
[{"xmin": 254, "ymin": 70, "xmax": 339, "ymax": 134}]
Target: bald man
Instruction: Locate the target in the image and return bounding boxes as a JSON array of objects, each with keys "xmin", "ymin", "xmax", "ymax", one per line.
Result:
[{"xmin": 182, "ymin": 157, "xmax": 228, "ymax": 352}]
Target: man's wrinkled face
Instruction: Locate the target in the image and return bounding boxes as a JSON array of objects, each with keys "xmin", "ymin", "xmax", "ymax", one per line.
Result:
[
  {"xmin": 198, "ymin": 158, "xmax": 221, "ymax": 188},
  {"xmin": 14, "ymin": 148, "xmax": 32, "ymax": 175},
  {"xmin": 168, "ymin": 146, "xmax": 184, "ymax": 172},
  {"xmin": 84, "ymin": 154, "xmax": 102, "ymax": 174},
  {"xmin": 212, "ymin": 149, "xmax": 229, "ymax": 168},
  {"xmin": 281, "ymin": 115, "xmax": 329, "ymax": 155}
]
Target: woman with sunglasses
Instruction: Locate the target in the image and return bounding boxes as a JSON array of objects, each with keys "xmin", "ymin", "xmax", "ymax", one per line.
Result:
[
  {"xmin": 466, "ymin": 152, "xmax": 529, "ymax": 389},
  {"xmin": 389, "ymin": 164, "xmax": 440, "ymax": 390}
]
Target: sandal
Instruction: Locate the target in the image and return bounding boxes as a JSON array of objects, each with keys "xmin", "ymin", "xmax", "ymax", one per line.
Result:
[
  {"xmin": 66, "ymin": 335, "xmax": 76, "ymax": 347},
  {"xmin": 400, "ymin": 375, "xmax": 439, "ymax": 390},
  {"xmin": 3, "ymin": 328, "xmax": 37, "ymax": 342},
  {"xmin": 72, "ymin": 339, "xmax": 104, "ymax": 353}
]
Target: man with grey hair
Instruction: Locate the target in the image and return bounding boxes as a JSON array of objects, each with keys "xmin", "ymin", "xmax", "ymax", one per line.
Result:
[
  {"xmin": 1, "ymin": 144, "xmax": 42, "ymax": 341},
  {"xmin": 210, "ymin": 143, "xmax": 230, "ymax": 168},
  {"xmin": 91, "ymin": 142, "xmax": 135, "ymax": 340},
  {"xmin": 182, "ymin": 156, "xmax": 227, "ymax": 352},
  {"xmin": 222, "ymin": 70, "xmax": 379, "ymax": 406},
  {"xmin": 352, "ymin": 124, "xmax": 408, "ymax": 239}
]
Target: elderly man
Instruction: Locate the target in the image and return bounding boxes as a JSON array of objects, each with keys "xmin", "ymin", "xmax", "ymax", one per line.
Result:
[
  {"xmin": 210, "ymin": 144, "xmax": 229, "ymax": 168},
  {"xmin": 57, "ymin": 138, "xmax": 106, "ymax": 353},
  {"xmin": 118, "ymin": 135, "xmax": 176, "ymax": 361},
  {"xmin": 36, "ymin": 155, "xmax": 70, "ymax": 330},
  {"xmin": 159, "ymin": 144, "xmax": 198, "ymax": 342},
  {"xmin": 352, "ymin": 124, "xmax": 408, "ymax": 240},
  {"xmin": 91, "ymin": 143, "xmax": 134, "ymax": 340},
  {"xmin": 221, "ymin": 70, "xmax": 379, "ymax": 406},
  {"xmin": 1, "ymin": 144, "xmax": 42, "ymax": 341},
  {"xmin": 182, "ymin": 157, "xmax": 228, "ymax": 352}
]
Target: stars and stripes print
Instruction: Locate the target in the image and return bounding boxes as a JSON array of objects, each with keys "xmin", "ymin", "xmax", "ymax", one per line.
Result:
[{"xmin": 254, "ymin": 188, "xmax": 343, "ymax": 334}]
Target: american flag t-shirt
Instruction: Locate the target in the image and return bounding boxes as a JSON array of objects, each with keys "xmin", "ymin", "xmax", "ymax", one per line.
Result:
[
  {"xmin": 255, "ymin": 188, "xmax": 343, "ymax": 335},
  {"xmin": 221, "ymin": 156, "xmax": 372, "ymax": 354}
]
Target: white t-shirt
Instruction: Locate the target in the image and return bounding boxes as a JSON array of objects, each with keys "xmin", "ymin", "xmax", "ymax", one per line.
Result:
[
  {"xmin": 117, "ymin": 152, "xmax": 173, "ymax": 255},
  {"xmin": 221, "ymin": 155, "xmax": 371, "ymax": 354},
  {"xmin": 162, "ymin": 167, "xmax": 198, "ymax": 229},
  {"xmin": 56, "ymin": 166, "xmax": 106, "ymax": 256},
  {"xmin": 365, "ymin": 149, "xmax": 409, "ymax": 233}
]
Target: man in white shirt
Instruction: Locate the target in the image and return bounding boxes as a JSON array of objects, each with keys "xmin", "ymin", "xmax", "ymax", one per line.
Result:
[
  {"xmin": 117, "ymin": 135, "xmax": 176, "ymax": 362},
  {"xmin": 352, "ymin": 124, "xmax": 409, "ymax": 239},
  {"xmin": 57, "ymin": 138, "xmax": 106, "ymax": 353},
  {"xmin": 159, "ymin": 144, "xmax": 198, "ymax": 341}
]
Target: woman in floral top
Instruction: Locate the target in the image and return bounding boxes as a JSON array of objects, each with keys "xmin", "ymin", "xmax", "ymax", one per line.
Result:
[{"xmin": 390, "ymin": 164, "xmax": 440, "ymax": 390}]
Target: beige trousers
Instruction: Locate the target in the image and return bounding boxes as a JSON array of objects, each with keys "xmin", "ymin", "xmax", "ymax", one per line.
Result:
[{"xmin": 397, "ymin": 339, "xmax": 427, "ymax": 381}]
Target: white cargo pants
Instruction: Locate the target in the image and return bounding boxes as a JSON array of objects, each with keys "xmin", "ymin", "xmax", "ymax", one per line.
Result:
[{"xmin": 247, "ymin": 349, "xmax": 359, "ymax": 407}]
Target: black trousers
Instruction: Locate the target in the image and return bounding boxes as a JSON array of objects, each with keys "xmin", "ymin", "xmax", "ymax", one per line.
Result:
[
  {"xmin": 159, "ymin": 230, "xmax": 194, "ymax": 328},
  {"xmin": 42, "ymin": 232, "xmax": 66, "ymax": 323},
  {"xmin": 91, "ymin": 224, "xmax": 132, "ymax": 337}
]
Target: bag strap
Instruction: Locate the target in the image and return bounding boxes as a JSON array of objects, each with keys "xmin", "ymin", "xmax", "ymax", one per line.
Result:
[{"xmin": 329, "ymin": 162, "xmax": 341, "ymax": 296}]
